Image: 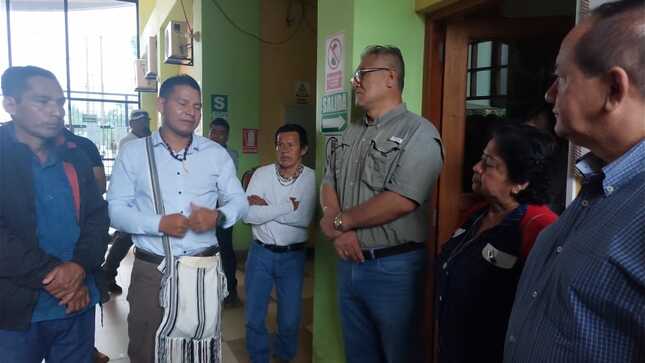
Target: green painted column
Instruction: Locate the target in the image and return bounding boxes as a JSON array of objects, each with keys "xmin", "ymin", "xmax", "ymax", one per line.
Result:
[
  {"xmin": 313, "ymin": 0, "xmax": 425, "ymax": 361},
  {"xmin": 200, "ymin": 0, "xmax": 261, "ymax": 249},
  {"xmin": 138, "ymin": 0, "xmax": 261, "ymax": 249}
]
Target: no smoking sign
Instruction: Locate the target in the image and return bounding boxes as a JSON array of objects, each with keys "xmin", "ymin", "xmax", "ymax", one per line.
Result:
[{"xmin": 325, "ymin": 33, "xmax": 344, "ymax": 93}]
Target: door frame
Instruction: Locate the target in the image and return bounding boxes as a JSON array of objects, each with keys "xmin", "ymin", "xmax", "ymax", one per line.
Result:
[
  {"xmin": 428, "ymin": 15, "xmax": 572, "ymax": 244},
  {"xmin": 421, "ymin": 5, "xmax": 572, "ymax": 361}
]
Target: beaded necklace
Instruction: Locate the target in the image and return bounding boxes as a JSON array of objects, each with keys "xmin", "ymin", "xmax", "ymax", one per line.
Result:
[
  {"xmin": 275, "ymin": 163, "xmax": 304, "ymax": 186},
  {"xmin": 159, "ymin": 131, "xmax": 193, "ymax": 172}
]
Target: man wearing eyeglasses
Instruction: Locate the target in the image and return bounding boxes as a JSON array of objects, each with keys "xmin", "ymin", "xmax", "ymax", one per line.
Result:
[{"xmin": 320, "ymin": 45, "xmax": 443, "ymax": 362}]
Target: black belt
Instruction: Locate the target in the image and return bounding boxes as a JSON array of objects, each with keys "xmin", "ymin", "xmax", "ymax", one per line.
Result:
[
  {"xmin": 134, "ymin": 245, "xmax": 220, "ymax": 265},
  {"xmin": 362, "ymin": 242, "xmax": 425, "ymax": 261},
  {"xmin": 255, "ymin": 240, "xmax": 306, "ymax": 253}
]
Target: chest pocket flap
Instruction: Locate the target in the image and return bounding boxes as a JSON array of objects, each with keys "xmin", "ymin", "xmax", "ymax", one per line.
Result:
[
  {"xmin": 363, "ymin": 139, "xmax": 402, "ymax": 189},
  {"xmin": 481, "ymin": 243, "xmax": 518, "ymax": 269}
]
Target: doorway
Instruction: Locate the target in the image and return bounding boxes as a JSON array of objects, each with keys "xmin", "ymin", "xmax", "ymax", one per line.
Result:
[
  {"xmin": 421, "ymin": 4, "xmax": 575, "ymax": 361},
  {"xmin": 433, "ymin": 13, "xmax": 573, "ymax": 244}
]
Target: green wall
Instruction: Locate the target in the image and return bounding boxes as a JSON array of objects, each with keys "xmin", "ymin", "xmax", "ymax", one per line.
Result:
[
  {"xmin": 353, "ymin": 0, "xmax": 426, "ymax": 114},
  {"xmin": 139, "ymin": 0, "xmax": 261, "ymax": 250},
  {"xmin": 314, "ymin": 0, "xmax": 353, "ymax": 356},
  {"xmin": 313, "ymin": 0, "xmax": 425, "ymax": 361},
  {"xmin": 200, "ymin": 0, "xmax": 261, "ymax": 249}
]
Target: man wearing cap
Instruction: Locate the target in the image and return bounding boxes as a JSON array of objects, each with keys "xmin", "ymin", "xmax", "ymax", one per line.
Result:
[
  {"xmin": 102, "ymin": 109, "xmax": 151, "ymax": 294},
  {"xmin": 119, "ymin": 109, "xmax": 151, "ymax": 150}
]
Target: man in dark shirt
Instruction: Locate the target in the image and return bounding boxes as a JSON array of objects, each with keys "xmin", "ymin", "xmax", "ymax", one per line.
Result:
[
  {"xmin": 504, "ymin": 1, "xmax": 645, "ymax": 362},
  {"xmin": 209, "ymin": 117, "xmax": 241, "ymax": 307},
  {"xmin": 59, "ymin": 127, "xmax": 110, "ymax": 363},
  {"xmin": 0, "ymin": 66, "xmax": 109, "ymax": 362}
]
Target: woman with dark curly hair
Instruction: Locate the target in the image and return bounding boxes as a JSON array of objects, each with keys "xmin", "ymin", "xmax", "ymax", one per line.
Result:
[{"xmin": 436, "ymin": 124, "xmax": 558, "ymax": 363}]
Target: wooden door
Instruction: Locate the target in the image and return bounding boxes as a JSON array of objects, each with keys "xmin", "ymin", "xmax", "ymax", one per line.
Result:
[
  {"xmin": 421, "ymin": 12, "xmax": 572, "ymax": 363},
  {"xmin": 435, "ymin": 16, "xmax": 572, "ymax": 244}
]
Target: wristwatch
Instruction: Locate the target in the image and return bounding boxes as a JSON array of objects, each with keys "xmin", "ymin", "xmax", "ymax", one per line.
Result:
[{"xmin": 333, "ymin": 213, "xmax": 344, "ymax": 232}]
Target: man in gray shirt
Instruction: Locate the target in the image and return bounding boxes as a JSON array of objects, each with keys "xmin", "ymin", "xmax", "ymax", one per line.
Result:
[{"xmin": 320, "ymin": 45, "xmax": 443, "ymax": 363}]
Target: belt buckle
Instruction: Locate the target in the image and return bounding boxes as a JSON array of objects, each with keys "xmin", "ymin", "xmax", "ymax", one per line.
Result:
[{"xmin": 366, "ymin": 249, "xmax": 377, "ymax": 260}]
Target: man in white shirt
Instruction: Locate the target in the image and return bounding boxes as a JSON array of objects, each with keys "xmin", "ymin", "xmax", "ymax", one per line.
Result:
[
  {"xmin": 243, "ymin": 124, "xmax": 316, "ymax": 363},
  {"xmin": 118, "ymin": 109, "xmax": 150, "ymax": 150}
]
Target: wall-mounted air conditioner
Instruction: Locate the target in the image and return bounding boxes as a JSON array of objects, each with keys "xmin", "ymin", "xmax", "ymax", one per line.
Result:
[
  {"xmin": 145, "ymin": 36, "xmax": 158, "ymax": 80},
  {"xmin": 164, "ymin": 21, "xmax": 192, "ymax": 66},
  {"xmin": 134, "ymin": 58, "xmax": 157, "ymax": 93}
]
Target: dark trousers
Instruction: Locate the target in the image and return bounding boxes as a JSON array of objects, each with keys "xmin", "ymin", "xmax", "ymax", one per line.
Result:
[
  {"xmin": 217, "ymin": 226, "xmax": 238, "ymax": 297},
  {"xmin": 103, "ymin": 231, "xmax": 133, "ymax": 281},
  {"xmin": 0, "ymin": 308, "xmax": 95, "ymax": 363},
  {"xmin": 127, "ymin": 257, "xmax": 164, "ymax": 363}
]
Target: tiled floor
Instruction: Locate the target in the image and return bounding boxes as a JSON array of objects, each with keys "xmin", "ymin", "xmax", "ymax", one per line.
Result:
[{"xmin": 95, "ymin": 248, "xmax": 314, "ymax": 363}]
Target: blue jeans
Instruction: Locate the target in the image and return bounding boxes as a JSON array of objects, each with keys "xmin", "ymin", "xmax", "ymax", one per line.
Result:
[
  {"xmin": 245, "ymin": 240, "xmax": 306, "ymax": 363},
  {"xmin": 0, "ymin": 307, "xmax": 95, "ymax": 363},
  {"xmin": 338, "ymin": 249, "xmax": 426, "ymax": 363}
]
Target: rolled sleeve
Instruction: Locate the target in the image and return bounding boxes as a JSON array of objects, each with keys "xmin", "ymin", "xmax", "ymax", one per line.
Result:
[{"xmin": 385, "ymin": 128, "xmax": 443, "ymax": 205}]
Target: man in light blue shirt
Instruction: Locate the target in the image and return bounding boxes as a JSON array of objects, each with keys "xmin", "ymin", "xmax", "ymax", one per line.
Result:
[{"xmin": 107, "ymin": 74, "xmax": 248, "ymax": 362}]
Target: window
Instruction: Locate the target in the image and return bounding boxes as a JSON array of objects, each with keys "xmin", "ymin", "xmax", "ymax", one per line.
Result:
[
  {"xmin": 67, "ymin": 0, "xmax": 139, "ymax": 163},
  {"xmin": 466, "ymin": 41, "xmax": 509, "ymax": 111},
  {"xmin": 0, "ymin": 0, "xmax": 139, "ymax": 173},
  {"xmin": 9, "ymin": 0, "xmax": 68, "ymax": 94}
]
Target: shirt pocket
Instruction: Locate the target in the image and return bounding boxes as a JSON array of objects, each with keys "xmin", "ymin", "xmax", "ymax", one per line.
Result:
[
  {"xmin": 186, "ymin": 172, "xmax": 219, "ymax": 198},
  {"xmin": 363, "ymin": 140, "xmax": 401, "ymax": 190},
  {"xmin": 481, "ymin": 242, "xmax": 518, "ymax": 269}
]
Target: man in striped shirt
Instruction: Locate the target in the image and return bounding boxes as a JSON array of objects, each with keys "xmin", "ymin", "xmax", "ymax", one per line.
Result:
[{"xmin": 504, "ymin": 1, "xmax": 645, "ymax": 362}]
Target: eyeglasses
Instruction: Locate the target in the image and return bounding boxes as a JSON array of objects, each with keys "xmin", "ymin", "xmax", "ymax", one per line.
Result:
[{"xmin": 350, "ymin": 67, "xmax": 391, "ymax": 84}]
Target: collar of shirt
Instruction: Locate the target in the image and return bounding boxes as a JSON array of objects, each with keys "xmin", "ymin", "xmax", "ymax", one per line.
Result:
[
  {"xmin": 467, "ymin": 203, "xmax": 526, "ymax": 229},
  {"xmin": 576, "ymin": 140, "xmax": 645, "ymax": 196},
  {"xmin": 6, "ymin": 122, "xmax": 18, "ymax": 143},
  {"xmin": 6, "ymin": 122, "xmax": 61, "ymax": 165},
  {"xmin": 363, "ymin": 103, "xmax": 407, "ymax": 127},
  {"xmin": 151, "ymin": 130, "xmax": 203, "ymax": 155}
]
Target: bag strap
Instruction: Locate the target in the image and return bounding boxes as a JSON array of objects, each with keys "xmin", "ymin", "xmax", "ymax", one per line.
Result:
[{"xmin": 145, "ymin": 136, "xmax": 174, "ymax": 276}]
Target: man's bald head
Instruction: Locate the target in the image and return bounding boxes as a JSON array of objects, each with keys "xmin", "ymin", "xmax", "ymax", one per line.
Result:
[{"xmin": 575, "ymin": 0, "xmax": 645, "ymax": 97}]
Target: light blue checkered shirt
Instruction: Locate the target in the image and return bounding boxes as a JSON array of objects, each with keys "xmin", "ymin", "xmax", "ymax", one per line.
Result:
[{"xmin": 504, "ymin": 140, "xmax": 645, "ymax": 363}]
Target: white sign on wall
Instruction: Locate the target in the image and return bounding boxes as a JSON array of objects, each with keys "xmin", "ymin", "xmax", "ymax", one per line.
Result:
[{"xmin": 325, "ymin": 32, "xmax": 344, "ymax": 94}]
